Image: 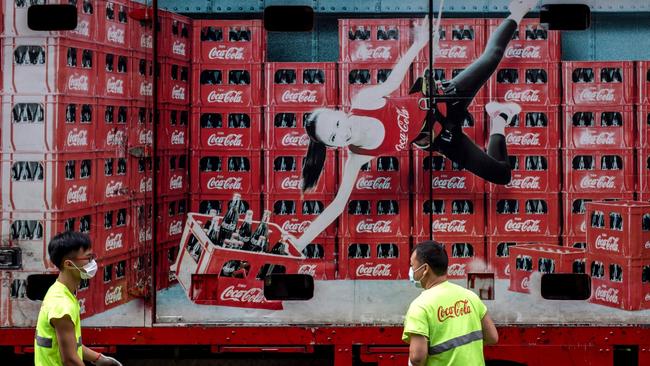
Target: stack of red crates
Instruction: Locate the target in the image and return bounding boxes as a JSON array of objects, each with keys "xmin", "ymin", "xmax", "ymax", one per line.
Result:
[
  {"xmin": 561, "ymin": 61, "xmax": 636, "ymax": 250},
  {"xmin": 584, "ymin": 201, "xmax": 650, "ymax": 310},
  {"xmin": 636, "ymin": 62, "xmax": 650, "ymax": 202}
]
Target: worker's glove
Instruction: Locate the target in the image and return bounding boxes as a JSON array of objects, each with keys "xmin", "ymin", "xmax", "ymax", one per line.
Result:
[{"xmin": 95, "ymin": 354, "xmax": 123, "ymax": 366}]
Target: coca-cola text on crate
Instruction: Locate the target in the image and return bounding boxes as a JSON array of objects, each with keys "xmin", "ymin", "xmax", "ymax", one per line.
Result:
[
  {"xmin": 192, "ymin": 20, "xmax": 266, "ymax": 64},
  {"xmin": 496, "ymin": 106, "xmax": 560, "ymax": 150},
  {"xmin": 339, "ymin": 237, "xmax": 409, "ymax": 280},
  {"xmin": 128, "ymin": 101, "xmax": 153, "ymax": 148},
  {"xmin": 487, "ymin": 193, "xmax": 560, "ymax": 237},
  {"xmin": 488, "ymin": 62, "xmax": 560, "ymax": 106},
  {"xmin": 487, "ymin": 236, "xmax": 560, "ymax": 279},
  {"xmin": 96, "ymin": 253, "xmax": 130, "ymax": 314},
  {"xmin": 191, "ymin": 107, "xmax": 262, "ymax": 151},
  {"xmin": 156, "ymin": 240, "xmax": 180, "ymax": 291},
  {"xmin": 563, "ymin": 105, "xmax": 635, "ymax": 149},
  {"xmin": 156, "ymin": 151, "xmax": 190, "ymax": 196},
  {"xmin": 340, "ymin": 151, "xmax": 409, "ymax": 195},
  {"xmin": 489, "ymin": 149, "xmax": 560, "ymax": 193},
  {"xmin": 130, "ymin": 52, "xmax": 153, "ymax": 101},
  {"xmin": 130, "ymin": 1, "xmax": 153, "ymax": 53},
  {"xmin": 189, "ymin": 193, "xmax": 261, "ymax": 218},
  {"xmin": 98, "ymin": 0, "xmax": 131, "ymax": 49},
  {"xmin": 413, "ymin": 194, "xmax": 485, "ymax": 238},
  {"xmin": 413, "ymin": 19, "xmax": 486, "ymax": 64},
  {"xmin": 191, "ymin": 150, "xmax": 262, "ymax": 194},
  {"xmin": 159, "ymin": 107, "xmax": 189, "ymax": 151},
  {"xmin": 414, "ymin": 236, "xmax": 486, "ymax": 279},
  {"xmin": 339, "ymin": 19, "xmax": 410, "ymax": 64},
  {"xmin": 637, "ymin": 61, "xmax": 650, "ymax": 105},
  {"xmin": 193, "ymin": 63, "xmax": 263, "ymax": 107},
  {"xmin": 562, "ymin": 149, "xmax": 635, "ymax": 193},
  {"xmin": 95, "ymin": 202, "xmax": 131, "ymax": 259},
  {"xmin": 639, "ymin": 149, "xmax": 650, "ymax": 201},
  {"xmin": 264, "ymin": 107, "xmax": 321, "ymax": 150},
  {"xmin": 637, "ymin": 106, "xmax": 650, "ymax": 149},
  {"xmin": 97, "ymin": 47, "xmax": 130, "ymax": 99},
  {"xmin": 487, "ymin": 19, "xmax": 561, "ymax": 64},
  {"xmin": 266, "ymin": 150, "xmax": 337, "ymax": 195},
  {"xmin": 413, "ymin": 150, "xmax": 486, "ymax": 194},
  {"xmin": 129, "ymin": 155, "xmax": 153, "ymax": 199},
  {"xmin": 297, "ymin": 238, "xmax": 336, "ymax": 280},
  {"xmin": 340, "ymin": 194, "xmax": 410, "ymax": 238},
  {"xmin": 3, "ymin": 0, "xmax": 97, "ymax": 40},
  {"xmin": 265, "ymin": 62, "xmax": 338, "ymax": 107},
  {"xmin": 96, "ymin": 100, "xmax": 129, "ymax": 151},
  {"xmin": 562, "ymin": 61, "xmax": 634, "ymax": 106},
  {"xmin": 157, "ymin": 194, "xmax": 189, "ymax": 243},
  {"xmin": 587, "ymin": 254, "xmax": 650, "ymax": 311},
  {"xmin": 264, "ymin": 194, "xmax": 337, "ymax": 239},
  {"xmin": 562, "ymin": 192, "xmax": 634, "ymax": 238},
  {"xmin": 159, "ymin": 59, "xmax": 190, "ymax": 105},
  {"xmin": 159, "ymin": 12, "xmax": 192, "ymax": 60},
  {"xmin": 131, "ymin": 199, "xmax": 153, "ymax": 248},
  {"xmin": 586, "ymin": 201, "xmax": 650, "ymax": 258},
  {"xmin": 339, "ymin": 62, "xmax": 410, "ymax": 107},
  {"xmin": 98, "ymin": 153, "xmax": 130, "ymax": 204}
]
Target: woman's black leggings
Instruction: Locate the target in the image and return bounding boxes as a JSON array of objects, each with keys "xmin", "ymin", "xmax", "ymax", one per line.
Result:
[{"xmin": 431, "ymin": 18, "xmax": 518, "ymax": 185}]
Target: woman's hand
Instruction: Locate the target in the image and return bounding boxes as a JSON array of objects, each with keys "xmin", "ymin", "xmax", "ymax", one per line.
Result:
[{"xmin": 412, "ymin": 16, "xmax": 430, "ymax": 50}]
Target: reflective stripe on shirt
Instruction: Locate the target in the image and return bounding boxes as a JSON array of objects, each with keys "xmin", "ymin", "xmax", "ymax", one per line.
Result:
[{"xmin": 428, "ymin": 330, "xmax": 483, "ymax": 355}]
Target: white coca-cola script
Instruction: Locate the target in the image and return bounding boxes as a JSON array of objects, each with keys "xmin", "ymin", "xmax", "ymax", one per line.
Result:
[
  {"xmin": 220, "ymin": 285, "xmax": 266, "ymax": 303},
  {"xmin": 105, "ymin": 181, "xmax": 124, "ymax": 198},
  {"xmin": 207, "ymin": 177, "xmax": 243, "ymax": 190},
  {"xmin": 506, "ymin": 132, "xmax": 540, "ymax": 146},
  {"xmin": 139, "ymin": 130, "xmax": 153, "ymax": 144},
  {"xmin": 595, "ymin": 285, "xmax": 619, "ymax": 304},
  {"xmin": 505, "ymin": 45, "xmax": 541, "ymax": 59},
  {"xmin": 73, "ymin": 21, "xmax": 90, "ymax": 37},
  {"xmin": 578, "ymin": 131, "xmax": 616, "ymax": 146},
  {"xmin": 67, "ymin": 186, "xmax": 88, "ymax": 204},
  {"xmin": 106, "ymin": 130, "xmax": 125, "ymax": 146},
  {"xmin": 280, "ymin": 177, "xmax": 302, "ymax": 190},
  {"xmin": 504, "ymin": 219, "xmax": 541, "ymax": 233},
  {"xmin": 107, "ymin": 26, "xmax": 126, "ymax": 44},
  {"xmin": 281, "ymin": 220, "xmax": 311, "ymax": 233},
  {"xmin": 579, "ymin": 175, "xmax": 616, "ymax": 190},
  {"xmin": 437, "ymin": 45, "xmax": 467, "ymax": 59},
  {"xmin": 354, "ymin": 44, "xmax": 392, "ymax": 61},
  {"xmin": 67, "ymin": 129, "xmax": 88, "ymax": 147},
  {"xmin": 506, "ymin": 176, "xmax": 541, "ymax": 190},
  {"xmin": 431, "ymin": 176, "xmax": 466, "ymax": 190},
  {"xmin": 169, "ymin": 220, "xmax": 183, "ymax": 236},
  {"xmin": 594, "ymin": 234, "xmax": 620, "ymax": 252},
  {"xmin": 139, "ymin": 227, "xmax": 153, "ymax": 242},
  {"xmin": 106, "ymin": 77, "xmax": 124, "ymax": 95},
  {"xmin": 105, "ymin": 233, "xmax": 124, "ymax": 251},
  {"xmin": 577, "ymin": 87, "xmax": 615, "ymax": 103},
  {"xmin": 207, "ymin": 90, "xmax": 243, "ymax": 104},
  {"xmin": 432, "ymin": 220, "xmax": 467, "ymax": 233},
  {"xmin": 172, "ymin": 41, "xmax": 186, "ymax": 56},
  {"xmin": 281, "ymin": 133, "xmax": 310, "ymax": 147},
  {"xmin": 105, "ymin": 286, "xmax": 123, "ymax": 305},
  {"xmin": 207, "ymin": 133, "xmax": 243, "ymax": 147},
  {"xmin": 356, "ymin": 177, "xmax": 392, "ymax": 190},
  {"xmin": 356, "ymin": 220, "xmax": 392, "ymax": 234},
  {"xmin": 504, "ymin": 89, "xmax": 541, "ymax": 103},
  {"xmin": 140, "ymin": 81, "xmax": 153, "ymax": 96},
  {"xmin": 355, "ymin": 263, "xmax": 392, "ymax": 277},
  {"xmin": 298, "ymin": 264, "xmax": 317, "ymax": 276},
  {"xmin": 171, "ymin": 85, "xmax": 186, "ymax": 100},
  {"xmin": 281, "ymin": 90, "xmax": 318, "ymax": 104},
  {"xmin": 447, "ymin": 263, "xmax": 466, "ymax": 277},
  {"xmin": 140, "ymin": 177, "xmax": 153, "ymax": 193},
  {"xmin": 208, "ymin": 47, "xmax": 245, "ymax": 60},
  {"xmin": 140, "ymin": 34, "xmax": 153, "ymax": 49},
  {"xmin": 521, "ymin": 276, "xmax": 530, "ymax": 290},
  {"xmin": 68, "ymin": 75, "xmax": 89, "ymax": 91},
  {"xmin": 394, "ymin": 107, "xmax": 410, "ymax": 151},
  {"xmin": 171, "ymin": 131, "xmax": 185, "ymax": 145},
  {"xmin": 169, "ymin": 175, "xmax": 184, "ymax": 190}
]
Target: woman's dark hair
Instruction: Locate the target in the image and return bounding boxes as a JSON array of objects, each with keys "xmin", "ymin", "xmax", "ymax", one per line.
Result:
[
  {"xmin": 302, "ymin": 109, "xmax": 328, "ymax": 192},
  {"xmin": 48, "ymin": 231, "xmax": 92, "ymax": 270},
  {"xmin": 413, "ymin": 240, "xmax": 448, "ymax": 276}
]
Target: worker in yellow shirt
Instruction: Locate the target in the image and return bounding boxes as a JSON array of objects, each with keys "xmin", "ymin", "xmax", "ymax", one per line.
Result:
[
  {"xmin": 402, "ymin": 240, "xmax": 499, "ymax": 366},
  {"xmin": 35, "ymin": 231, "xmax": 122, "ymax": 366}
]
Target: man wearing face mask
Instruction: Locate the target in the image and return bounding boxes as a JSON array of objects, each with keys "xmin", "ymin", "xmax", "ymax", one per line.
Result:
[
  {"xmin": 403, "ymin": 241, "xmax": 498, "ymax": 366},
  {"xmin": 35, "ymin": 232, "xmax": 122, "ymax": 366}
]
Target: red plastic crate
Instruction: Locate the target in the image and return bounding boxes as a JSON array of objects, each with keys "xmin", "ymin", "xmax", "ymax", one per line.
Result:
[
  {"xmin": 97, "ymin": 153, "xmax": 129, "ymax": 204},
  {"xmin": 508, "ymin": 244, "xmax": 586, "ymax": 294},
  {"xmin": 191, "ymin": 107, "xmax": 262, "ymax": 151},
  {"xmin": 157, "ymin": 194, "xmax": 188, "ymax": 244},
  {"xmin": 488, "ymin": 149, "xmax": 560, "ymax": 193},
  {"xmin": 340, "ymin": 151, "xmax": 409, "ymax": 195},
  {"xmin": 563, "ymin": 61, "xmax": 635, "ymax": 106},
  {"xmin": 97, "ymin": 47, "xmax": 131, "ymax": 99},
  {"xmin": 563, "ymin": 105, "xmax": 635, "ymax": 149},
  {"xmin": 156, "ymin": 151, "xmax": 190, "ymax": 196},
  {"xmin": 562, "ymin": 192, "xmax": 634, "ymax": 238},
  {"xmin": 189, "ymin": 193, "xmax": 262, "ymax": 217},
  {"xmin": 265, "ymin": 62, "xmax": 337, "ymax": 107},
  {"xmin": 264, "ymin": 193, "xmax": 337, "ymax": 239},
  {"xmin": 96, "ymin": 100, "xmax": 129, "ymax": 151},
  {"xmin": 488, "ymin": 62, "xmax": 560, "ymax": 106},
  {"xmin": 159, "ymin": 59, "xmax": 190, "ymax": 105},
  {"xmin": 640, "ymin": 149, "xmax": 650, "ymax": 201},
  {"xmin": 340, "ymin": 194, "xmax": 410, "ymax": 238},
  {"xmin": 637, "ymin": 106, "xmax": 650, "ymax": 148},
  {"xmin": 414, "ymin": 19, "xmax": 486, "ymax": 64},
  {"xmin": 95, "ymin": 202, "xmax": 131, "ymax": 259},
  {"xmin": 412, "ymin": 149, "xmax": 485, "ymax": 194},
  {"xmin": 3, "ymin": 0, "xmax": 97, "ymax": 41},
  {"xmin": 499, "ymin": 106, "xmax": 560, "ymax": 150},
  {"xmin": 265, "ymin": 150, "xmax": 337, "ymax": 195},
  {"xmin": 487, "ymin": 236, "xmax": 560, "ymax": 279},
  {"xmin": 563, "ymin": 149, "xmax": 635, "ymax": 193},
  {"xmin": 339, "ymin": 19, "xmax": 410, "ymax": 64},
  {"xmin": 95, "ymin": 253, "xmax": 130, "ymax": 314},
  {"xmin": 159, "ymin": 12, "xmax": 191, "ymax": 61},
  {"xmin": 192, "ymin": 20, "xmax": 266, "ymax": 64},
  {"xmin": 128, "ymin": 101, "xmax": 153, "ymax": 148},
  {"xmin": 414, "ymin": 236, "xmax": 487, "ymax": 279},
  {"xmin": 130, "ymin": 51, "xmax": 153, "ymax": 101},
  {"xmin": 158, "ymin": 106, "xmax": 189, "ymax": 151},
  {"xmin": 97, "ymin": 0, "xmax": 131, "ymax": 49},
  {"xmin": 191, "ymin": 150, "xmax": 262, "ymax": 194},
  {"xmin": 586, "ymin": 201, "xmax": 650, "ymax": 258},
  {"xmin": 129, "ymin": 1, "xmax": 153, "ymax": 53},
  {"xmin": 339, "ymin": 237, "xmax": 409, "ymax": 280},
  {"xmin": 77, "ymin": 275, "xmax": 96, "ymax": 319},
  {"xmin": 156, "ymin": 240, "xmax": 180, "ymax": 291},
  {"xmin": 413, "ymin": 194, "xmax": 485, "ymax": 238},
  {"xmin": 487, "ymin": 18, "xmax": 561, "ymax": 63},
  {"xmin": 562, "ymin": 235, "xmax": 588, "ymax": 251},
  {"xmin": 129, "ymin": 155, "xmax": 153, "ymax": 199},
  {"xmin": 412, "ymin": 62, "xmax": 488, "ymax": 107},
  {"xmin": 587, "ymin": 253, "xmax": 650, "ymax": 311},
  {"xmin": 638, "ymin": 61, "xmax": 650, "ymax": 105},
  {"xmin": 193, "ymin": 63, "xmax": 263, "ymax": 107},
  {"xmin": 264, "ymin": 107, "xmax": 317, "ymax": 150},
  {"xmin": 487, "ymin": 193, "xmax": 560, "ymax": 237},
  {"xmin": 296, "ymin": 238, "xmax": 336, "ymax": 281},
  {"xmin": 339, "ymin": 62, "xmax": 410, "ymax": 107},
  {"xmin": 130, "ymin": 199, "xmax": 153, "ymax": 247}
]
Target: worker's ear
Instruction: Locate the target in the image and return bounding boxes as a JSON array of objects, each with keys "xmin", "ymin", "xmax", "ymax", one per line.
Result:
[{"xmin": 540, "ymin": 4, "xmax": 591, "ymax": 31}]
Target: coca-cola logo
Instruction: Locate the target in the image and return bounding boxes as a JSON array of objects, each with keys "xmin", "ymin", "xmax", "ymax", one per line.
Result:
[
  {"xmin": 220, "ymin": 285, "xmax": 266, "ymax": 303},
  {"xmin": 105, "ymin": 286, "xmax": 123, "ymax": 305},
  {"xmin": 580, "ymin": 220, "xmax": 587, "ymax": 233},
  {"xmin": 356, "ymin": 177, "xmax": 392, "ymax": 190},
  {"xmin": 521, "ymin": 276, "xmax": 530, "ymax": 290},
  {"xmin": 72, "ymin": 20, "xmax": 90, "ymax": 37},
  {"xmin": 505, "ymin": 264, "xmax": 511, "ymax": 276},
  {"xmin": 356, "ymin": 220, "xmax": 392, "ymax": 234},
  {"xmin": 506, "ymin": 132, "xmax": 540, "ymax": 146},
  {"xmin": 577, "ymin": 87, "xmax": 615, "ymax": 103},
  {"xmin": 281, "ymin": 133, "xmax": 310, "ymax": 147},
  {"xmin": 139, "ymin": 130, "xmax": 153, "ymax": 144},
  {"xmin": 68, "ymin": 75, "xmax": 89, "ymax": 91},
  {"xmin": 140, "ymin": 81, "xmax": 153, "ymax": 96},
  {"xmin": 207, "ymin": 177, "xmax": 243, "ymax": 190},
  {"xmin": 506, "ymin": 176, "xmax": 541, "ymax": 190},
  {"xmin": 140, "ymin": 34, "xmax": 153, "ymax": 49},
  {"xmin": 280, "ymin": 177, "xmax": 302, "ymax": 190},
  {"xmin": 594, "ymin": 233, "xmax": 620, "ymax": 252},
  {"xmin": 595, "ymin": 285, "xmax": 619, "ymax": 304},
  {"xmin": 169, "ymin": 220, "xmax": 183, "ymax": 236},
  {"xmin": 505, "ymin": 45, "xmax": 541, "ymax": 59},
  {"xmin": 207, "ymin": 133, "xmax": 243, "ymax": 147},
  {"xmin": 431, "ymin": 176, "xmax": 466, "ymax": 190},
  {"xmin": 645, "ymin": 293, "xmax": 650, "ymax": 302},
  {"xmin": 172, "ymin": 41, "xmax": 186, "ymax": 56},
  {"xmin": 354, "ymin": 44, "xmax": 392, "ymax": 61},
  {"xmin": 645, "ymin": 241, "xmax": 650, "ymax": 249},
  {"xmin": 579, "ymin": 131, "xmax": 616, "ymax": 146},
  {"xmin": 105, "ymin": 181, "xmax": 124, "ymax": 198},
  {"xmin": 448, "ymin": 263, "xmax": 466, "ymax": 277},
  {"xmin": 139, "ymin": 227, "xmax": 153, "ymax": 242},
  {"xmin": 437, "ymin": 45, "xmax": 468, "ymax": 59},
  {"xmin": 67, "ymin": 129, "xmax": 88, "ymax": 147},
  {"xmin": 580, "ymin": 175, "xmax": 616, "ymax": 189},
  {"xmin": 281, "ymin": 90, "xmax": 318, "ymax": 104},
  {"xmin": 107, "ymin": 26, "xmax": 125, "ymax": 44},
  {"xmin": 298, "ymin": 264, "xmax": 317, "ymax": 276},
  {"xmin": 171, "ymin": 85, "xmax": 186, "ymax": 100},
  {"xmin": 504, "ymin": 219, "xmax": 541, "ymax": 233},
  {"xmin": 437, "ymin": 299, "xmax": 471, "ymax": 322},
  {"xmin": 67, "ymin": 186, "xmax": 88, "ymax": 204},
  {"xmin": 208, "ymin": 47, "xmax": 245, "ymax": 60},
  {"xmin": 171, "ymin": 131, "xmax": 185, "ymax": 145},
  {"xmin": 105, "ymin": 233, "xmax": 123, "ymax": 251},
  {"xmin": 355, "ymin": 263, "xmax": 392, "ymax": 277},
  {"xmin": 394, "ymin": 107, "xmax": 410, "ymax": 151},
  {"xmin": 106, "ymin": 77, "xmax": 124, "ymax": 95},
  {"xmin": 106, "ymin": 129, "xmax": 125, "ymax": 146},
  {"xmin": 432, "ymin": 219, "xmax": 467, "ymax": 233},
  {"xmin": 281, "ymin": 220, "xmax": 311, "ymax": 233},
  {"xmin": 139, "ymin": 177, "xmax": 152, "ymax": 193},
  {"xmin": 207, "ymin": 90, "xmax": 243, "ymax": 104},
  {"xmin": 169, "ymin": 175, "xmax": 184, "ymax": 190},
  {"xmin": 504, "ymin": 89, "xmax": 541, "ymax": 102}
]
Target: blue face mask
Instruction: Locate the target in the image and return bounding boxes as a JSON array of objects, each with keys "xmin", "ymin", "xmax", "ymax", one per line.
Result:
[{"xmin": 409, "ymin": 264, "xmax": 426, "ymax": 289}]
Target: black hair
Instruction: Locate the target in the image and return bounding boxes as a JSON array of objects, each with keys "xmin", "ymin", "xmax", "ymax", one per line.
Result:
[
  {"xmin": 302, "ymin": 110, "xmax": 328, "ymax": 192},
  {"xmin": 413, "ymin": 240, "xmax": 448, "ymax": 276},
  {"xmin": 48, "ymin": 231, "xmax": 92, "ymax": 270}
]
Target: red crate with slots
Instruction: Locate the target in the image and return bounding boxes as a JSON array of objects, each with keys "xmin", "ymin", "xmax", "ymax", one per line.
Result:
[
  {"xmin": 95, "ymin": 253, "xmax": 130, "ymax": 314},
  {"xmin": 264, "ymin": 107, "xmax": 317, "ymax": 150},
  {"xmin": 339, "ymin": 62, "xmax": 410, "ymax": 107},
  {"xmin": 265, "ymin": 63, "xmax": 338, "ymax": 107},
  {"xmin": 95, "ymin": 202, "xmax": 131, "ymax": 259},
  {"xmin": 413, "ymin": 194, "xmax": 485, "ymax": 238},
  {"xmin": 266, "ymin": 150, "xmax": 336, "ymax": 195},
  {"xmin": 189, "ymin": 193, "xmax": 262, "ymax": 217},
  {"xmin": 97, "ymin": 47, "xmax": 131, "ymax": 99},
  {"xmin": 586, "ymin": 201, "xmax": 650, "ymax": 258},
  {"xmin": 97, "ymin": 0, "xmax": 131, "ymax": 49},
  {"xmin": 414, "ymin": 19, "xmax": 486, "ymax": 64},
  {"xmin": 340, "ymin": 194, "xmax": 410, "ymax": 238},
  {"xmin": 637, "ymin": 106, "xmax": 650, "ymax": 148},
  {"xmin": 563, "ymin": 61, "xmax": 634, "ymax": 106},
  {"xmin": 159, "ymin": 59, "xmax": 190, "ymax": 105},
  {"xmin": 3, "ymin": 0, "xmax": 97, "ymax": 40},
  {"xmin": 157, "ymin": 151, "xmax": 190, "ymax": 196},
  {"xmin": 508, "ymin": 244, "xmax": 586, "ymax": 294},
  {"xmin": 587, "ymin": 254, "xmax": 650, "ymax": 311},
  {"xmin": 129, "ymin": 155, "xmax": 153, "ymax": 199},
  {"xmin": 638, "ymin": 61, "xmax": 650, "ymax": 105},
  {"xmin": 414, "ymin": 236, "xmax": 486, "ymax": 279},
  {"xmin": 128, "ymin": 248, "xmax": 152, "ymax": 298},
  {"xmin": 129, "ymin": 101, "xmax": 153, "ymax": 147},
  {"xmin": 563, "ymin": 149, "xmax": 635, "ymax": 193},
  {"xmin": 339, "ymin": 237, "xmax": 409, "ymax": 280},
  {"xmin": 563, "ymin": 105, "xmax": 635, "ymax": 149},
  {"xmin": 159, "ymin": 12, "xmax": 192, "ymax": 60},
  {"xmin": 193, "ymin": 63, "xmax": 263, "ymax": 107},
  {"xmin": 413, "ymin": 62, "xmax": 488, "ymax": 107},
  {"xmin": 297, "ymin": 238, "xmax": 336, "ymax": 280},
  {"xmin": 191, "ymin": 150, "xmax": 262, "ymax": 194},
  {"xmin": 499, "ymin": 106, "xmax": 560, "ymax": 150},
  {"xmin": 129, "ymin": 1, "xmax": 153, "ymax": 53},
  {"xmin": 487, "ymin": 236, "xmax": 560, "ymax": 279},
  {"xmin": 131, "ymin": 199, "xmax": 153, "ymax": 247},
  {"xmin": 192, "ymin": 20, "xmax": 266, "ymax": 64},
  {"xmin": 158, "ymin": 106, "xmax": 189, "ymax": 151},
  {"xmin": 157, "ymin": 241, "xmax": 180, "ymax": 290},
  {"xmin": 340, "ymin": 151, "xmax": 409, "ymax": 195},
  {"xmin": 130, "ymin": 52, "xmax": 153, "ymax": 101},
  {"xmin": 96, "ymin": 100, "xmax": 129, "ymax": 151},
  {"xmin": 488, "ymin": 63, "xmax": 560, "ymax": 106},
  {"xmin": 562, "ymin": 193, "xmax": 634, "ymax": 238},
  {"xmin": 487, "ymin": 18, "xmax": 561, "ymax": 63},
  {"xmin": 413, "ymin": 150, "xmax": 485, "ymax": 194},
  {"xmin": 264, "ymin": 194, "xmax": 337, "ymax": 239},
  {"xmin": 76, "ymin": 276, "xmax": 96, "ymax": 319},
  {"xmin": 191, "ymin": 107, "xmax": 262, "ymax": 151},
  {"xmin": 487, "ymin": 193, "xmax": 560, "ymax": 237},
  {"xmin": 488, "ymin": 149, "xmax": 560, "ymax": 193},
  {"xmin": 563, "ymin": 235, "xmax": 588, "ymax": 251},
  {"xmin": 339, "ymin": 19, "xmax": 410, "ymax": 64},
  {"xmin": 640, "ymin": 149, "xmax": 650, "ymax": 201},
  {"xmin": 97, "ymin": 153, "xmax": 129, "ymax": 204},
  {"xmin": 158, "ymin": 194, "xmax": 189, "ymax": 244}
]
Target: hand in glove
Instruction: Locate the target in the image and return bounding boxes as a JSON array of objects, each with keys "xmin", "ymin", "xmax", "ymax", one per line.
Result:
[{"xmin": 95, "ymin": 354, "xmax": 123, "ymax": 366}]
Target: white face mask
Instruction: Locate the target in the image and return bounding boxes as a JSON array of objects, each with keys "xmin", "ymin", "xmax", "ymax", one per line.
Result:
[
  {"xmin": 70, "ymin": 259, "xmax": 98, "ymax": 279},
  {"xmin": 409, "ymin": 264, "xmax": 426, "ymax": 289}
]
